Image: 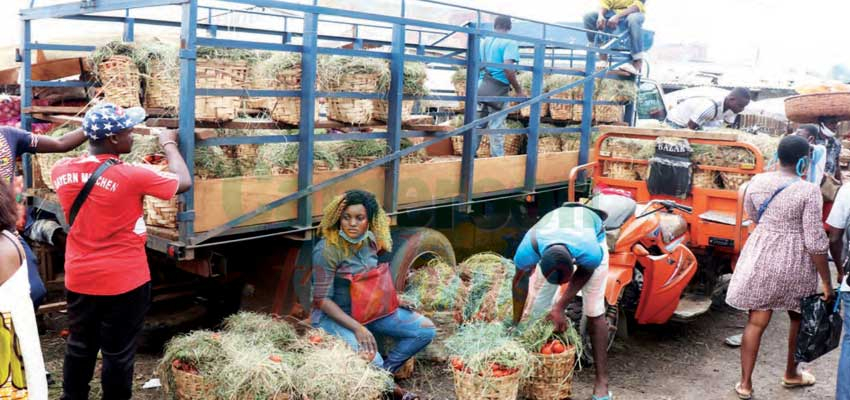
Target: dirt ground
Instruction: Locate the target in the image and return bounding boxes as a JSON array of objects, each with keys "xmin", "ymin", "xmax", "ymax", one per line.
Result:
[{"xmin": 40, "ymin": 305, "xmax": 840, "ymax": 400}]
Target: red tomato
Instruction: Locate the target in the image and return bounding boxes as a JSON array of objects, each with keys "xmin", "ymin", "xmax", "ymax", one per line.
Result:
[
  {"xmin": 59, "ymin": 329, "xmax": 70, "ymax": 338},
  {"xmin": 269, "ymin": 355, "xmax": 282, "ymax": 363},
  {"xmin": 211, "ymin": 333, "xmax": 221, "ymax": 341},
  {"xmin": 540, "ymin": 342, "xmax": 553, "ymax": 355},
  {"xmin": 309, "ymin": 335, "xmax": 323, "ymax": 344},
  {"xmin": 172, "ymin": 359, "xmax": 181, "ymax": 369},
  {"xmin": 451, "ymin": 358, "xmax": 464, "ymax": 371},
  {"xmin": 552, "ymin": 340, "xmax": 566, "ymax": 354}
]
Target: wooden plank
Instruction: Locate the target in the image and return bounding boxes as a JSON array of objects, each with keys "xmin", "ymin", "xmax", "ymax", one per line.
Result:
[
  {"xmin": 598, "ymin": 125, "xmax": 738, "ymax": 141},
  {"xmin": 24, "ymin": 106, "xmax": 86, "ymax": 115},
  {"xmin": 33, "ymin": 114, "xmax": 159, "ymax": 135},
  {"xmin": 407, "ymin": 124, "xmax": 454, "ymax": 132},
  {"xmin": 0, "ymin": 57, "xmax": 87, "ymax": 85},
  {"xmin": 402, "ymin": 114, "xmax": 434, "ymax": 125}
]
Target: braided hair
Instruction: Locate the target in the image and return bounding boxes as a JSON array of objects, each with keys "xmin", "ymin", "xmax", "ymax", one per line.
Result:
[{"xmin": 319, "ymin": 190, "xmax": 392, "ymax": 255}]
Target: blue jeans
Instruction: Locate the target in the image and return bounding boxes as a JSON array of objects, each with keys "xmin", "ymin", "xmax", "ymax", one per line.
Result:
[
  {"xmin": 314, "ymin": 307, "xmax": 436, "ymax": 372},
  {"xmin": 583, "ymin": 10, "xmax": 645, "ymax": 59},
  {"xmin": 838, "ymin": 292, "xmax": 850, "ymax": 400},
  {"xmin": 20, "ymin": 237, "xmax": 46, "ymax": 308}
]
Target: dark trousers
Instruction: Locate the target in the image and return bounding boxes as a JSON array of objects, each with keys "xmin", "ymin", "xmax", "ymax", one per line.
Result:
[{"xmin": 61, "ymin": 283, "xmax": 151, "ymax": 400}]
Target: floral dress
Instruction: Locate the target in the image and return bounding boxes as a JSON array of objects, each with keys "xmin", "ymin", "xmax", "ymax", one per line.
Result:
[{"xmin": 726, "ymin": 172, "xmax": 828, "ymax": 312}]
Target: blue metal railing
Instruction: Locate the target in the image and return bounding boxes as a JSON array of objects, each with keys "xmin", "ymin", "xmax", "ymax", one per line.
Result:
[{"xmin": 20, "ymin": 0, "xmax": 635, "ymax": 249}]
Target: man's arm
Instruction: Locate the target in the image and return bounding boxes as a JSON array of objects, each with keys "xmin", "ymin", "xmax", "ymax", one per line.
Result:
[
  {"xmin": 548, "ymin": 267, "xmax": 594, "ymax": 332},
  {"xmin": 828, "ymin": 226, "xmax": 847, "ymax": 285},
  {"xmin": 158, "ymin": 129, "xmax": 192, "ymax": 194},
  {"xmin": 33, "ymin": 128, "xmax": 87, "ymax": 153},
  {"xmin": 511, "ymin": 268, "xmax": 531, "ymax": 324}
]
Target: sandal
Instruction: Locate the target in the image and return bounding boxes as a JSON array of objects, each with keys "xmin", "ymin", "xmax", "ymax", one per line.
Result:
[
  {"xmin": 592, "ymin": 392, "xmax": 614, "ymax": 400},
  {"xmin": 400, "ymin": 392, "xmax": 419, "ymax": 400},
  {"xmin": 735, "ymin": 383, "xmax": 752, "ymax": 399},
  {"xmin": 781, "ymin": 371, "xmax": 816, "ymax": 388}
]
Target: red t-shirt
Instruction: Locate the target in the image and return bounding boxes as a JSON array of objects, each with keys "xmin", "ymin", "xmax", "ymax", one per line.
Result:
[{"xmin": 52, "ymin": 154, "xmax": 179, "ymax": 295}]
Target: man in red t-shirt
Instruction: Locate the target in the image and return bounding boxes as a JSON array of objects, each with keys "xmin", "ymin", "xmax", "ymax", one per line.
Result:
[{"xmin": 52, "ymin": 103, "xmax": 190, "ymax": 400}]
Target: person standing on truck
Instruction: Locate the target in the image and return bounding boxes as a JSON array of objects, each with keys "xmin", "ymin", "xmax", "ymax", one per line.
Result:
[
  {"xmin": 825, "ymin": 182, "xmax": 850, "ymax": 400},
  {"xmin": 725, "ymin": 135, "xmax": 833, "ymax": 400},
  {"xmin": 817, "ymin": 116, "xmax": 842, "ymax": 182},
  {"xmin": 52, "ymin": 103, "xmax": 191, "ymax": 400},
  {"xmin": 312, "ymin": 189, "xmax": 434, "ymax": 400},
  {"xmin": 582, "ymin": 0, "xmax": 646, "ymax": 75},
  {"xmin": 0, "ymin": 124, "xmax": 87, "ymax": 309},
  {"xmin": 511, "ymin": 204, "xmax": 612, "ymax": 400},
  {"xmin": 475, "ymin": 15, "xmax": 524, "ymax": 158},
  {"xmin": 664, "ymin": 88, "xmax": 751, "ymax": 130}
]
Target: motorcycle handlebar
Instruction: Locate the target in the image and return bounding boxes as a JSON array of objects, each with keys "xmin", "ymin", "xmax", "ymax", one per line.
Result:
[{"xmin": 652, "ymin": 200, "xmax": 693, "ymax": 214}]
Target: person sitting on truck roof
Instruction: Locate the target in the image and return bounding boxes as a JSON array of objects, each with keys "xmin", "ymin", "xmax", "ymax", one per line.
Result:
[
  {"xmin": 312, "ymin": 189, "xmax": 433, "ymax": 400},
  {"xmin": 0, "ymin": 122, "xmax": 87, "ymax": 310},
  {"xmin": 817, "ymin": 116, "xmax": 842, "ymax": 181},
  {"xmin": 511, "ymin": 204, "xmax": 612, "ymax": 400},
  {"xmin": 475, "ymin": 15, "xmax": 524, "ymax": 158},
  {"xmin": 795, "ymin": 124, "xmax": 828, "ymax": 186},
  {"xmin": 583, "ymin": 0, "xmax": 647, "ymax": 75},
  {"xmin": 52, "ymin": 103, "xmax": 191, "ymax": 400},
  {"xmin": 665, "ymin": 87, "xmax": 751, "ymax": 131}
]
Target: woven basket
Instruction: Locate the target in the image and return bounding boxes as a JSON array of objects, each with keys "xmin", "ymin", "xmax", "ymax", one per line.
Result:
[
  {"xmin": 451, "ymin": 136, "xmax": 490, "ymax": 158},
  {"xmin": 420, "ymin": 311, "xmax": 461, "ymax": 362},
  {"xmin": 785, "ymin": 92, "xmax": 850, "ymax": 123},
  {"xmin": 326, "ymin": 73, "xmax": 379, "ymax": 124},
  {"xmin": 520, "ymin": 102, "xmax": 549, "ymax": 119},
  {"xmin": 171, "ymin": 366, "xmax": 214, "ymax": 400},
  {"xmin": 521, "ymin": 346, "xmax": 577, "ymax": 400},
  {"xmin": 343, "ymin": 156, "xmax": 379, "ymax": 170},
  {"xmin": 539, "ymin": 136, "xmax": 562, "ymax": 153},
  {"xmin": 561, "ymin": 137, "xmax": 580, "ymax": 152},
  {"xmin": 269, "ymin": 69, "xmax": 319, "ymax": 125},
  {"xmin": 548, "ymin": 93, "xmax": 573, "ymax": 121},
  {"xmin": 605, "ymin": 161, "xmax": 642, "ymax": 181},
  {"xmin": 720, "ymin": 172, "xmax": 751, "ymax": 191},
  {"xmin": 394, "ymin": 357, "xmax": 416, "ymax": 380},
  {"xmin": 452, "ymin": 368, "xmax": 521, "ymax": 400},
  {"xmin": 246, "ymin": 64, "xmax": 275, "ymax": 111},
  {"xmin": 36, "ymin": 154, "xmax": 59, "ymax": 191},
  {"xmin": 454, "ymin": 81, "xmax": 467, "ymax": 111},
  {"xmin": 594, "ymin": 105, "xmax": 624, "ymax": 123},
  {"xmin": 97, "ymin": 55, "xmax": 141, "ymax": 108},
  {"xmin": 137, "ymin": 163, "xmax": 179, "ymax": 229},
  {"xmin": 195, "ymin": 59, "xmax": 248, "ymax": 122},
  {"xmin": 504, "ymin": 135, "xmax": 524, "ymax": 156},
  {"xmin": 144, "ymin": 58, "xmax": 180, "ymax": 113},
  {"xmin": 372, "ymin": 99, "xmax": 415, "ymax": 122},
  {"xmin": 693, "ymin": 170, "xmax": 720, "ymax": 189},
  {"xmin": 572, "ymin": 104, "xmax": 594, "ymax": 122}
]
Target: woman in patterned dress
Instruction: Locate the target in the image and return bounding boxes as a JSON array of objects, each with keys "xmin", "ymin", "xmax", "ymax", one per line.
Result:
[
  {"xmin": 726, "ymin": 135, "xmax": 834, "ymax": 399},
  {"xmin": 0, "ymin": 179, "xmax": 46, "ymax": 400}
]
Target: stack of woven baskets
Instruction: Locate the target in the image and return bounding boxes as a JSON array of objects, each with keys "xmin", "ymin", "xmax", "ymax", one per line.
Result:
[
  {"xmin": 97, "ymin": 55, "xmax": 142, "ymax": 108},
  {"xmin": 195, "ymin": 58, "xmax": 248, "ymax": 122},
  {"xmin": 143, "ymin": 58, "xmax": 180, "ymax": 114},
  {"xmin": 269, "ymin": 68, "xmax": 317, "ymax": 125}
]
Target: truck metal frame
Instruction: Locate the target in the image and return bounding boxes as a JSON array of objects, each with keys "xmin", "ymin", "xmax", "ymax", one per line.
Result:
[{"xmin": 20, "ymin": 0, "xmax": 638, "ymax": 262}]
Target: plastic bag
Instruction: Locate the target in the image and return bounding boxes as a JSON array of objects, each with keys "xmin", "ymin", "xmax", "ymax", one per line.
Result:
[{"xmin": 794, "ymin": 292, "xmax": 843, "ymax": 363}]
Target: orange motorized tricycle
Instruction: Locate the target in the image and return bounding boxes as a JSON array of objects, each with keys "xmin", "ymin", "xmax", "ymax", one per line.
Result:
[{"xmin": 565, "ymin": 126, "xmax": 771, "ymax": 357}]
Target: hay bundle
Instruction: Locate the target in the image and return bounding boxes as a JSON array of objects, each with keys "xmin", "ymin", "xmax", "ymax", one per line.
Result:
[
  {"xmin": 222, "ymin": 312, "xmax": 297, "ymax": 349},
  {"xmin": 135, "ymin": 41, "xmax": 180, "ymax": 113},
  {"xmin": 452, "ymin": 68, "xmax": 467, "ymax": 111},
  {"xmin": 460, "ymin": 253, "xmax": 511, "ymax": 322},
  {"xmin": 403, "ymin": 258, "xmax": 466, "ymax": 313},
  {"xmin": 318, "ymin": 56, "xmax": 386, "ymax": 124},
  {"xmin": 194, "ymin": 146, "xmax": 244, "ymax": 179},
  {"xmin": 256, "ymin": 141, "xmax": 340, "ymax": 175},
  {"xmin": 595, "ymin": 78, "xmax": 636, "ymax": 104},
  {"xmin": 159, "ymin": 330, "xmax": 226, "ymax": 399},
  {"xmin": 90, "ymin": 41, "xmax": 142, "ymax": 108},
  {"xmin": 207, "ymin": 335, "xmax": 299, "ymax": 400},
  {"xmin": 373, "ymin": 62, "xmax": 428, "ymax": 122},
  {"xmin": 602, "ymin": 137, "xmax": 653, "ymax": 159},
  {"xmin": 292, "ymin": 340, "xmax": 392, "ymax": 400},
  {"xmin": 516, "ymin": 318, "xmax": 583, "ymax": 400},
  {"xmin": 545, "ymin": 75, "xmax": 582, "ymax": 122},
  {"xmin": 446, "ymin": 322, "xmax": 533, "ymax": 400},
  {"xmin": 34, "ymin": 126, "xmax": 87, "ymax": 190},
  {"xmin": 257, "ymin": 53, "xmax": 319, "ymax": 125}
]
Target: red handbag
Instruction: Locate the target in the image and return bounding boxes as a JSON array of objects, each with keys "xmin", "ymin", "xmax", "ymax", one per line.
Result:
[{"xmin": 345, "ymin": 262, "xmax": 399, "ymax": 324}]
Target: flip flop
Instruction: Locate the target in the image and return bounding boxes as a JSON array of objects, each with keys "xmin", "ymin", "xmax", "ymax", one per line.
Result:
[
  {"xmin": 781, "ymin": 371, "xmax": 816, "ymax": 388},
  {"xmin": 592, "ymin": 392, "xmax": 613, "ymax": 400},
  {"xmin": 735, "ymin": 383, "xmax": 753, "ymax": 399}
]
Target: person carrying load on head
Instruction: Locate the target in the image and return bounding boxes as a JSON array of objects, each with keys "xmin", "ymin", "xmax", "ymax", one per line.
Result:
[
  {"xmin": 665, "ymin": 88, "xmax": 751, "ymax": 130},
  {"xmin": 311, "ymin": 189, "xmax": 434, "ymax": 400},
  {"xmin": 583, "ymin": 0, "xmax": 647, "ymax": 75},
  {"xmin": 511, "ymin": 204, "xmax": 612, "ymax": 400},
  {"xmin": 475, "ymin": 15, "xmax": 524, "ymax": 158}
]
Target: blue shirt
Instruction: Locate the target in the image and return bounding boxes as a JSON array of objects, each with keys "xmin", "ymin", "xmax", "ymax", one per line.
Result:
[
  {"xmin": 513, "ymin": 206, "xmax": 605, "ymax": 271},
  {"xmin": 479, "ymin": 37, "xmax": 520, "ymax": 85}
]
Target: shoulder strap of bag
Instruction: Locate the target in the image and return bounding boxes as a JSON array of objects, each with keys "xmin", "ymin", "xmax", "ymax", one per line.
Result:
[
  {"xmin": 68, "ymin": 158, "xmax": 118, "ymax": 227},
  {"xmin": 755, "ymin": 179, "xmax": 796, "ymax": 223}
]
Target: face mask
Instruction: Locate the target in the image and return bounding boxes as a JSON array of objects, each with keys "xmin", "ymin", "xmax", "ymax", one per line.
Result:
[
  {"xmin": 339, "ymin": 229, "xmax": 374, "ymax": 245},
  {"xmin": 796, "ymin": 157, "xmax": 810, "ymax": 177},
  {"xmin": 820, "ymin": 123, "xmax": 836, "ymax": 138}
]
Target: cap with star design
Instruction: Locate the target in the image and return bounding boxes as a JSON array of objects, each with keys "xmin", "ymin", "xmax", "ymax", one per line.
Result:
[{"xmin": 82, "ymin": 103, "xmax": 146, "ymax": 140}]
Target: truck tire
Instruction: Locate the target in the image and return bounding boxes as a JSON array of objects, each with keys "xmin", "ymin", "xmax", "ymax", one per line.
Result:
[{"xmin": 389, "ymin": 227, "xmax": 456, "ymax": 290}]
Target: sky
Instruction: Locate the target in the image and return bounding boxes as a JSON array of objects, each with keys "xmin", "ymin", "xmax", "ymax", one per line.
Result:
[{"xmin": 4, "ymin": 0, "xmax": 848, "ymax": 77}]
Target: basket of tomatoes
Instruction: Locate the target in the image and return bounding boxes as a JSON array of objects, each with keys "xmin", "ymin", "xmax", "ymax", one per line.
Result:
[
  {"xmin": 170, "ymin": 360, "xmax": 216, "ymax": 400},
  {"xmin": 450, "ymin": 358, "xmax": 522, "ymax": 400},
  {"xmin": 522, "ymin": 338, "xmax": 577, "ymax": 400}
]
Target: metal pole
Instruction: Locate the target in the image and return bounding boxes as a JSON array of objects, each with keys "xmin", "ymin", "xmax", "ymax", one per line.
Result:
[
  {"xmin": 579, "ymin": 50, "xmax": 597, "ymax": 166},
  {"xmin": 297, "ymin": 12, "xmax": 319, "ymax": 228},
  {"xmin": 384, "ymin": 23, "xmax": 405, "ymax": 213},
  {"xmin": 459, "ymin": 30, "xmax": 480, "ymax": 211},
  {"xmin": 123, "ymin": 9, "xmax": 135, "ymax": 41},
  {"xmin": 21, "ymin": 20, "xmax": 33, "ymax": 189},
  {"xmin": 524, "ymin": 43, "xmax": 545, "ymax": 192},
  {"xmin": 177, "ymin": 0, "xmax": 198, "ymax": 242}
]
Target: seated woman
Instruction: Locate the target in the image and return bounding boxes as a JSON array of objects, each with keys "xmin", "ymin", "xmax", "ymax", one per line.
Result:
[
  {"xmin": 311, "ymin": 190, "xmax": 435, "ymax": 400},
  {"xmin": 0, "ymin": 178, "xmax": 47, "ymax": 399}
]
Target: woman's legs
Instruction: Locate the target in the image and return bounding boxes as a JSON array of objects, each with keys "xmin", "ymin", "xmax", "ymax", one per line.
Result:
[
  {"xmin": 368, "ymin": 308, "xmax": 436, "ymax": 372},
  {"xmin": 740, "ymin": 309, "xmax": 773, "ymax": 391},
  {"xmin": 785, "ymin": 310, "xmax": 803, "ymax": 381}
]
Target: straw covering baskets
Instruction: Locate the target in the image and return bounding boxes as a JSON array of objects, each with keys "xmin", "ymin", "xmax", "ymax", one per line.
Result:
[{"xmin": 97, "ymin": 55, "xmax": 142, "ymax": 108}]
